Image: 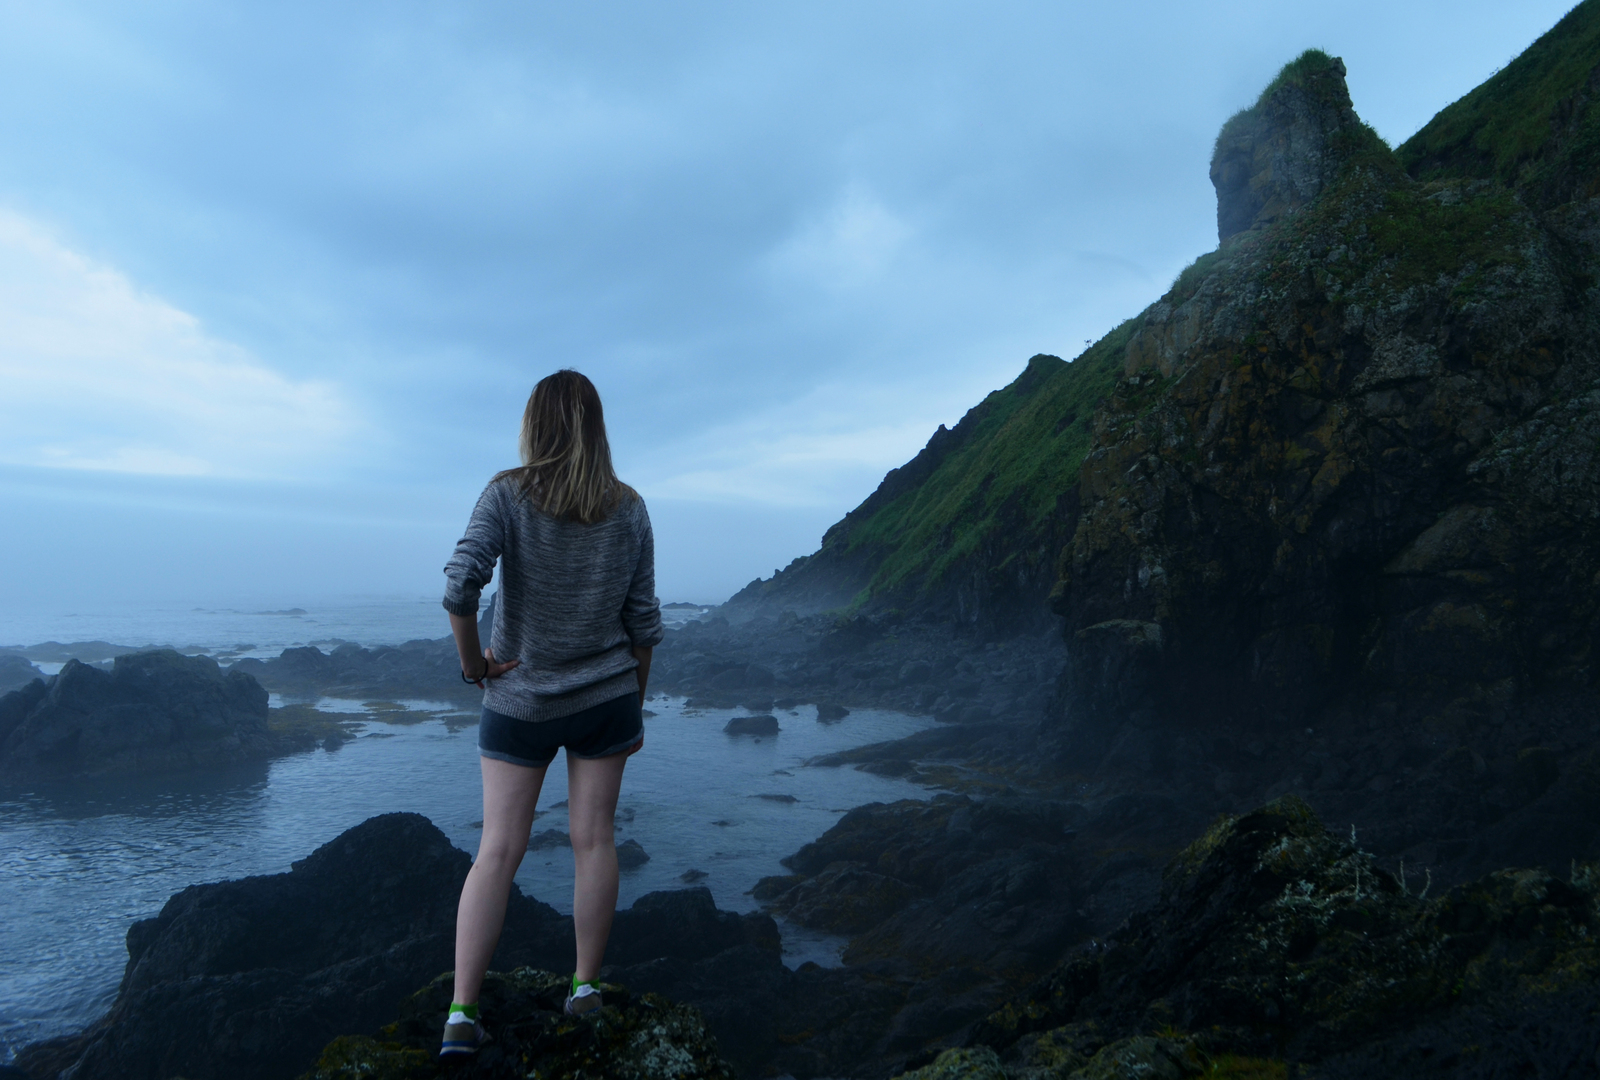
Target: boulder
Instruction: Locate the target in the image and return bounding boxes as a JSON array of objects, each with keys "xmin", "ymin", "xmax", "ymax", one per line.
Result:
[
  {"xmin": 724, "ymin": 714, "xmax": 780, "ymax": 736},
  {"xmin": 0, "ymin": 650, "xmax": 277, "ymax": 779}
]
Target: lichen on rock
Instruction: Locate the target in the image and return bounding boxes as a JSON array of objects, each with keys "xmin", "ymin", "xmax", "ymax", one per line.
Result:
[{"xmin": 301, "ymin": 968, "xmax": 734, "ymax": 1080}]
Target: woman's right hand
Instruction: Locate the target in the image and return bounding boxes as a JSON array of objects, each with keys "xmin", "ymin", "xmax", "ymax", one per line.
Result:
[{"xmin": 466, "ymin": 647, "xmax": 520, "ymax": 689}]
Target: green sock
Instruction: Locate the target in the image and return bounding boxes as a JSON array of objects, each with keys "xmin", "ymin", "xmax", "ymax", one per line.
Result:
[
  {"xmin": 571, "ymin": 974, "xmax": 599, "ymax": 994},
  {"xmin": 449, "ymin": 1001, "xmax": 479, "ymax": 1021}
]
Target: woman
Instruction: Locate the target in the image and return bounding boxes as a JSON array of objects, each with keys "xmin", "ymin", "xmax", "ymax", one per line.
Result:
[{"xmin": 437, "ymin": 369, "xmax": 663, "ymax": 1057}]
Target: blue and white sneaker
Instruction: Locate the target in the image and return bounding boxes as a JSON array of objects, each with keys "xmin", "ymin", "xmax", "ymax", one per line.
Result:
[
  {"xmin": 440, "ymin": 1009, "xmax": 491, "ymax": 1057},
  {"xmin": 563, "ymin": 982, "xmax": 603, "ymax": 1017}
]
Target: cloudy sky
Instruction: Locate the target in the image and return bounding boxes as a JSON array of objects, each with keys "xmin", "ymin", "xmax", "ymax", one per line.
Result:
[{"xmin": 0, "ymin": 0, "xmax": 1576, "ymax": 622}]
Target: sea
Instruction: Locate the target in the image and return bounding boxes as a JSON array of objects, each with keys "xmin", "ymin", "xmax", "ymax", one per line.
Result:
[{"xmin": 0, "ymin": 597, "xmax": 937, "ymax": 1063}]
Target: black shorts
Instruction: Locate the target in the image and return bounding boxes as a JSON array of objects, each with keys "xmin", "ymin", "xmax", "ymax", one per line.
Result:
[{"xmin": 478, "ymin": 693, "xmax": 643, "ymax": 769}]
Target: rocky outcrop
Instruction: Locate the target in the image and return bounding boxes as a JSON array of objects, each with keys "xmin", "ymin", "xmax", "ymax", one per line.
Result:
[
  {"xmin": 229, "ymin": 637, "xmax": 478, "ymax": 705},
  {"xmin": 301, "ymin": 968, "xmax": 734, "ymax": 1079},
  {"xmin": 1210, "ymin": 50, "xmax": 1371, "ymax": 242},
  {"xmin": 952, "ymin": 797, "xmax": 1600, "ymax": 1078},
  {"xmin": 11, "ymin": 814, "xmax": 781, "ymax": 1080},
  {"xmin": 0, "ymin": 650, "xmax": 279, "ymax": 779},
  {"xmin": 1045, "ymin": 22, "xmax": 1600, "ymax": 894},
  {"xmin": 0, "ymin": 653, "xmax": 44, "ymax": 696}
]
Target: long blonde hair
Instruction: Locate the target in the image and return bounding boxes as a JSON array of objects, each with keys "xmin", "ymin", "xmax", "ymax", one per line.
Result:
[{"xmin": 494, "ymin": 370, "xmax": 633, "ymax": 523}]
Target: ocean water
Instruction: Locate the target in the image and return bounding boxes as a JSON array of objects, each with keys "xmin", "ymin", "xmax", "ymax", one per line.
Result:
[{"xmin": 0, "ymin": 598, "xmax": 933, "ymax": 1063}]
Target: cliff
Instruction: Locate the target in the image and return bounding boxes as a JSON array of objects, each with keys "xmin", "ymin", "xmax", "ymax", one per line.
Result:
[{"xmin": 724, "ymin": 333, "xmax": 1131, "ymax": 631}]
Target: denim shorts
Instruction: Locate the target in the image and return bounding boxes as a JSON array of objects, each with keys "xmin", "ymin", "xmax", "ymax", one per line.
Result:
[{"xmin": 478, "ymin": 692, "xmax": 643, "ymax": 769}]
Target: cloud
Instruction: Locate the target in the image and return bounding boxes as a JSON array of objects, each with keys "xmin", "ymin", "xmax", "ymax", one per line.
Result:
[
  {"xmin": 0, "ymin": 210, "xmax": 357, "ymax": 478},
  {"xmin": 767, "ymin": 183, "xmax": 915, "ymax": 289}
]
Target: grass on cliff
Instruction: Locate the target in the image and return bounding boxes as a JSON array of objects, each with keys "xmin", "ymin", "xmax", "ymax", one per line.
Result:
[
  {"xmin": 1400, "ymin": 0, "xmax": 1600, "ymax": 197},
  {"xmin": 837, "ymin": 320, "xmax": 1136, "ymax": 604}
]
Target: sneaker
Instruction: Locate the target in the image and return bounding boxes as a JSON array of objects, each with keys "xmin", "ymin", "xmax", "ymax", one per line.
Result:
[
  {"xmin": 563, "ymin": 983, "xmax": 603, "ymax": 1017},
  {"xmin": 440, "ymin": 1010, "xmax": 491, "ymax": 1057}
]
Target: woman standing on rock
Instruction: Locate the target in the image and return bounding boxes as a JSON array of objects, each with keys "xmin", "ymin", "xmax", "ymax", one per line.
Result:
[{"xmin": 438, "ymin": 369, "xmax": 663, "ymax": 1057}]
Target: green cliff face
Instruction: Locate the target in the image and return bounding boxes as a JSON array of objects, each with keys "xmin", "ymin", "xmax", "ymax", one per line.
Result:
[
  {"xmin": 1052, "ymin": 21, "xmax": 1600, "ymax": 752},
  {"xmin": 726, "ymin": 327, "xmax": 1131, "ymax": 628}
]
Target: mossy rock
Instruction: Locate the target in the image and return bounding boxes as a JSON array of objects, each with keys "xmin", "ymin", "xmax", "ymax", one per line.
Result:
[{"xmin": 300, "ymin": 968, "xmax": 734, "ymax": 1080}]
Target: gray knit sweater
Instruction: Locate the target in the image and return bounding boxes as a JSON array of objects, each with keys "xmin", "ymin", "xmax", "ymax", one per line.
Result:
[{"xmin": 442, "ymin": 478, "xmax": 664, "ymax": 722}]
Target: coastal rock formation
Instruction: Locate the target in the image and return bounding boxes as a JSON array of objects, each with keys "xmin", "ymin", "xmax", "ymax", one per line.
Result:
[
  {"xmin": 0, "ymin": 653, "xmax": 44, "ymax": 695},
  {"xmin": 1044, "ymin": 30, "xmax": 1600, "ymax": 891},
  {"xmin": 1210, "ymin": 50, "xmax": 1366, "ymax": 241},
  {"xmin": 301, "ymin": 968, "xmax": 733, "ymax": 1080},
  {"xmin": 12, "ymin": 814, "xmax": 780, "ymax": 1080},
  {"xmin": 229, "ymin": 638, "xmax": 478, "ymax": 705},
  {"xmin": 0, "ymin": 650, "xmax": 278, "ymax": 779},
  {"xmin": 958, "ymin": 797, "xmax": 1600, "ymax": 1078}
]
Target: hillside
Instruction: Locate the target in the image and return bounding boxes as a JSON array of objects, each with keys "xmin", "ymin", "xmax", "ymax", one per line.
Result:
[{"xmin": 724, "ymin": 324, "xmax": 1131, "ymax": 630}]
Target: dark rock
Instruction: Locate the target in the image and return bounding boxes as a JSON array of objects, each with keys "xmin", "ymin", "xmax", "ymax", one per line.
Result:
[
  {"xmin": 12, "ymin": 813, "xmax": 569, "ymax": 1080},
  {"xmin": 816, "ymin": 702, "xmax": 850, "ymax": 721},
  {"xmin": 302, "ymin": 967, "xmax": 734, "ymax": 1079},
  {"xmin": 1210, "ymin": 51, "xmax": 1364, "ymax": 242},
  {"xmin": 615, "ymin": 837, "xmax": 650, "ymax": 869},
  {"xmin": 724, "ymin": 714, "xmax": 779, "ymax": 736},
  {"xmin": 970, "ymin": 796, "xmax": 1600, "ymax": 1076},
  {"xmin": 0, "ymin": 653, "xmax": 44, "ymax": 696},
  {"xmin": 13, "ymin": 816, "xmax": 780, "ymax": 1080},
  {"xmin": 680, "ymin": 868, "xmax": 708, "ymax": 883},
  {"xmin": 0, "ymin": 650, "xmax": 278, "ymax": 779},
  {"xmin": 609, "ymin": 886, "xmax": 776, "ymax": 965},
  {"xmin": 527, "ymin": 828, "xmax": 571, "ymax": 851}
]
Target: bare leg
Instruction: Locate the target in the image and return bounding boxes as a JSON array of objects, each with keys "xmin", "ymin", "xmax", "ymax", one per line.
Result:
[
  {"xmin": 453, "ymin": 756, "xmax": 547, "ymax": 1005},
  {"xmin": 567, "ymin": 750, "xmax": 628, "ymax": 982}
]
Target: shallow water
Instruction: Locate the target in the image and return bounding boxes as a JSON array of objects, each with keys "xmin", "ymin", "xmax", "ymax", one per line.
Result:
[{"xmin": 0, "ymin": 696, "xmax": 933, "ymax": 1061}]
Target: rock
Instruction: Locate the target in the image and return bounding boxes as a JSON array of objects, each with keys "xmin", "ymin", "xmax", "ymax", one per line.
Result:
[
  {"xmin": 969, "ymin": 796, "xmax": 1600, "ymax": 1076},
  {"xmin": 527, "ymin": 828, "xmax": 571, "ymax": 851},
  {"xmin": 769, "ymin": 861, "xmax": 920, "ymax": 934},
  {"xmin": 752, "ymin": 793, "xmax": 797, "ymax": 803},
  {"xmin": 301, "ymin": 967, "xmax": 734, "ymax": 1079},
  {"xmin": 680, "ymin": 868, "xmax": 708, "ymax": 883},
  {"xmin": 0, "ymin": 650, "xmax": 279, "ymax": 779},
  {"xmin": 12, "ymin": 813, "xmax": 570, "ymax": 1080},
  {"xmin": 816, "ymin": 702, "xmax": 850, "ymax": 721},
  {"xmin": 1210, "ymin": 50, "xmax": 1365, "ymax": 242},
  {"xmin": 724, "ymin": 714, "xmax": 779, "ymax": 736},
  {"xmin": 891, "ymin": 1045, "xmax": 1007, "ymax": 1080},
  {"xmin": 616, "ymin": 837, "xmax": 650, "ymax": 869},
  {"xmin": 12, "ymin": 816, "xmax": 777, "ymax": 1080},
  {"xmin": 0, "ymin": 653, "xmax": 44, "ymax": 695},
  {"xmin": 609, "ymin": 887, "xmax": 776, "ymax": 965}
]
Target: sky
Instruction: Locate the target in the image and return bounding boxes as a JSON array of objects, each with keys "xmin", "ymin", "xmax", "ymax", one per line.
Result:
[{"xmin": 0, "ymin": 0, "xmax": 1580, "ymax": 624}]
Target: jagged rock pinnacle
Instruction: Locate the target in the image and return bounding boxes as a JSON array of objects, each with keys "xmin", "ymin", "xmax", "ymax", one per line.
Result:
[{"xmin": 1209, "ymin": 51, "xmax": 1362, "ymax": 242}]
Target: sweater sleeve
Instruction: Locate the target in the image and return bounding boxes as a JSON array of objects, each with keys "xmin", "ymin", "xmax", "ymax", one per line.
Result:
[
  {"xmin": 622, "ymin": 499, "xmax": 665, "ymax": 648},
  {"xmin": 442, "ymin": 482, "xmax": 505, "ymax": 617}
]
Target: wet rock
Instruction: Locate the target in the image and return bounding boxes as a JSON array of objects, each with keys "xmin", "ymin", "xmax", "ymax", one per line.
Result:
[
  {"xmin": 680, "ymin": 868, "xmax": 708, "ymax": 883},
  {"xmin": 816, "ymin": 702, "xmax": 850, "ymax": 721},
  {"xmin": 616, "ymin": 837, "xmax": 650, "ymax": 869},
  {"xmin": 0, "ymin": 650, "xmax": 279, "ymax": 779},
  {"xmin": 527, "ymin": 828, "xmax": 571, "ymax": 851},
  {"xmin": 301, "ymin": 967, "xmax": 734, "ymax": 1079},
  {"xmin": 10, "ymin": 816, "xmax": 772, "ymax": 1080},
  {"xmin": 724, "ymin": 714, "xmax": 779, "ymax": 736},
  {"xmin": 12, "ymin": 813, "xmax": 570, "ymax": 1080}
]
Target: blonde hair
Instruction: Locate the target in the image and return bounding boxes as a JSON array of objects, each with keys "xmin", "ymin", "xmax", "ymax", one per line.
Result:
[{"xmin": 494, "ymin": 370, "xmax": 634, "ymax": 523}]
